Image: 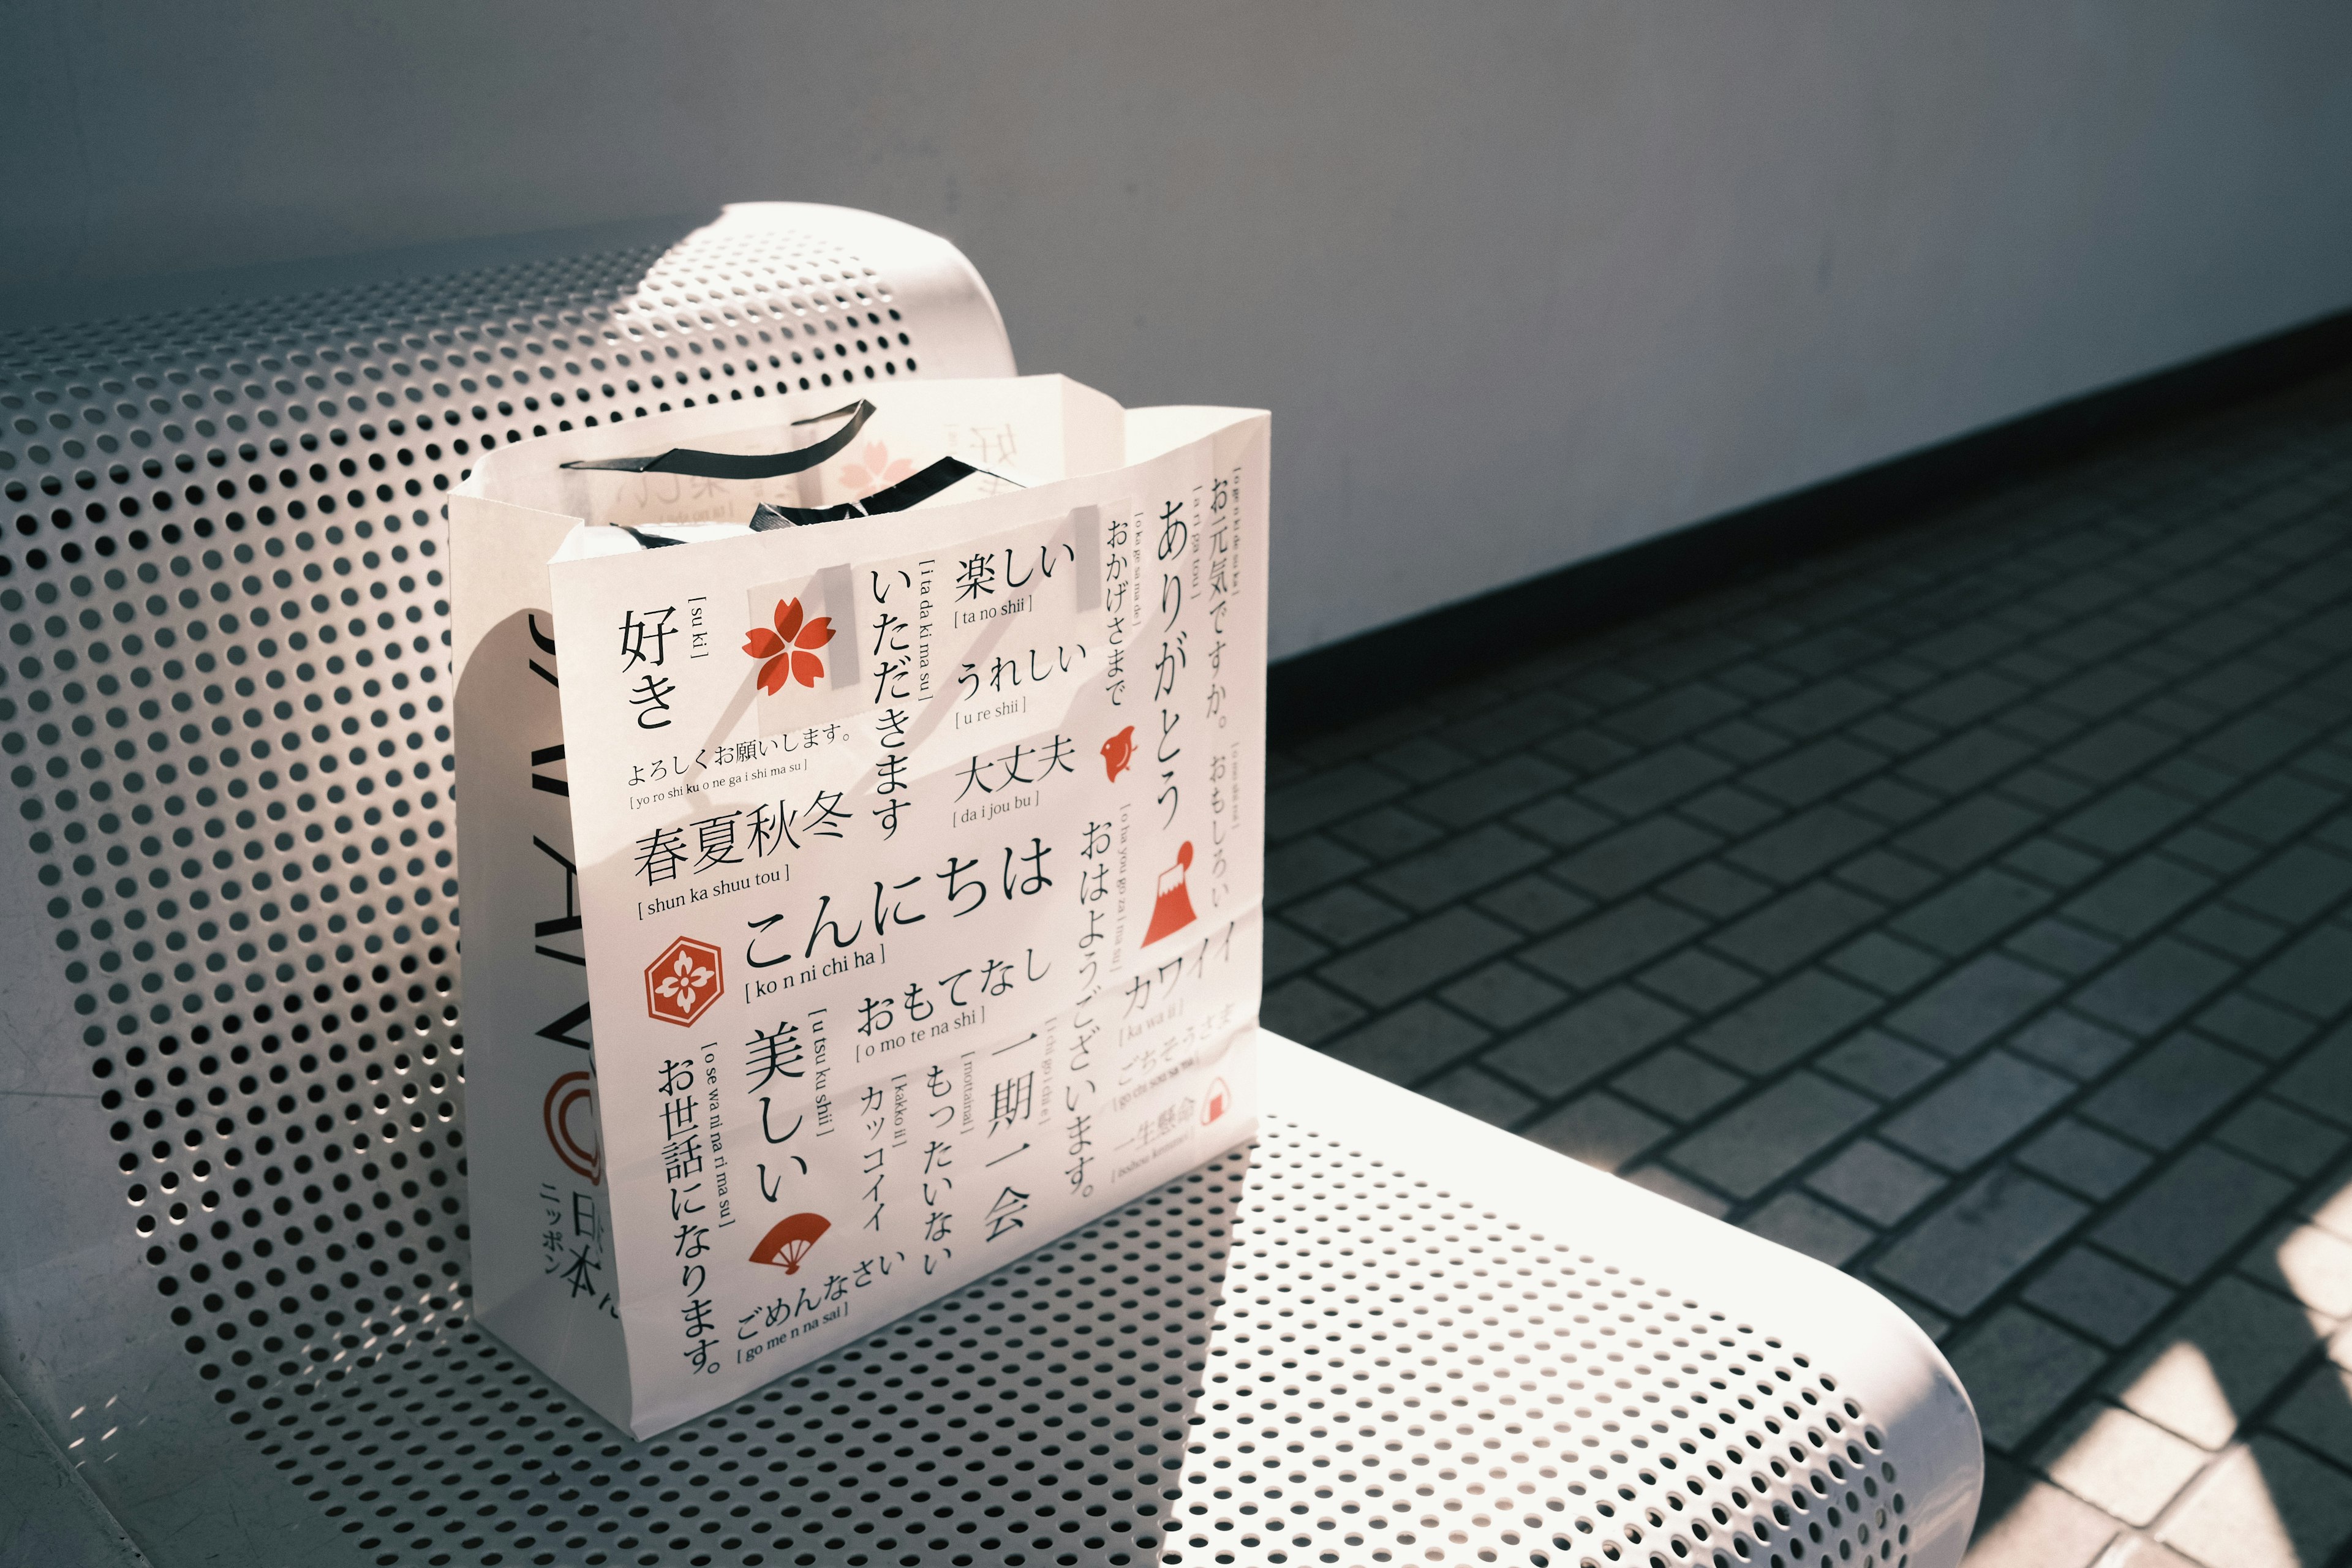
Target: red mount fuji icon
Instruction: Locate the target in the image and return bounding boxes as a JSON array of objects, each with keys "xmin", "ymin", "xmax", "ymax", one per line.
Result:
[
  {"xmin": 1142, "ymin": 842, "xmax": 1199, "ymax": 947},
  {"xmin": 646, "ymin": 936, "xmax": 724, "ymax": 1027}
]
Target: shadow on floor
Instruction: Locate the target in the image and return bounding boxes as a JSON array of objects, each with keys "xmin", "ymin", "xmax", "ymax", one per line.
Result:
[{"xmin": 1261, "ymin": 365, "xmax": 2352, "ymax": 1566}]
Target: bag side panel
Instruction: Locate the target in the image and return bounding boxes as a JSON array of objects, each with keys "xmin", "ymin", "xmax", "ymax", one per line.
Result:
[{"xmin": 451, "ymin": 493, "xmax": 634, "ymax": 1428}]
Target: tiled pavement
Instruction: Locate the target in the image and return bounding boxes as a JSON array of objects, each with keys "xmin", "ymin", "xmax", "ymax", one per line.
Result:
[{"xmin": 1262, "ymin": 367, "xmax": 2352, "ymax": 1567}]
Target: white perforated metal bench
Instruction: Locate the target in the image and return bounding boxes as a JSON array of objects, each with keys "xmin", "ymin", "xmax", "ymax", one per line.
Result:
[{"xmin": 0, "ymin": 204, "xmax": 1980, "ymax": 1568}]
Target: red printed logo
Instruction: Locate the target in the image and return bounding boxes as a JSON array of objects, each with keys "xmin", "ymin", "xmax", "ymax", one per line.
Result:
[
  {"xmin": 839, "ymin": 440, "xmax": 915, "ymax": 499},
  {"xmin": 744, "ymin": 597, "xmax": 835, "ymax": 695},
  {"xmin": 750, "ymin": 1212, "xmax": 832, "ymax": 1275},
  {"xmin": 1142, "ymin": 841, "xmax": 1199, "ymax": 947},
  {"xmin": 1202, "ymin": 1077, "xmax": 1231, "ymax": 1126},
  {"xmin": 646, "ymin": 936, "xmax": 724, "ymax": 1027},
  {"xmin": 543, "ymin": 1071, "xmax": 601, "ymax": 1185},
  {"xmin": 1101, "ymin": 725, "xmax": 1136, "ymax": 782}
]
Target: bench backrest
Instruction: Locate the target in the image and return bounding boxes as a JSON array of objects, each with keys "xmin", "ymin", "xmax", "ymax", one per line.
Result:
[{"xmin": 0, "ymin": 203, "xmax": 1012, "ymax": 1545}]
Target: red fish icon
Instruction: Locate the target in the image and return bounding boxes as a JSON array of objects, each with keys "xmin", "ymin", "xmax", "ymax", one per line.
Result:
[{"xmin": 1101, "ymin": 725, "xmax": 1136, "ymax": 782}]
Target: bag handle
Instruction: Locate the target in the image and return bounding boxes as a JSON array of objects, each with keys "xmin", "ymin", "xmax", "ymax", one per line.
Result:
[
  {"xmin": 559, "ymin": 399, "xmax": 875, "ymax": 481},
  {"xmin": 620, "ymin": 456, "xmax": 1020, "ymax": 548},
  {"xmin": 748, "ymin": 456, "xmax": 1013, "ymax": 529}
]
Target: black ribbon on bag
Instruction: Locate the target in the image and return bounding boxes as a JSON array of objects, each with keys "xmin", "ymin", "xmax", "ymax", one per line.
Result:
[
  {"xmin": 621, "ymin": 456, "xmax": 1020, "ymax": 548},
  {"xmin": 560, "ymin": 399, "xmax": 875, "ymax": 480},
  {"xmin": 747, "ymin": 457, "xmax": 995, "ymax": 528}
]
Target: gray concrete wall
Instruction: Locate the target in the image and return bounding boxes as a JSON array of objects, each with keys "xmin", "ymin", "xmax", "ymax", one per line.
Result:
[{"xmin": 4, "ymin": 1, "xmax": 2350, "ymax": 658}]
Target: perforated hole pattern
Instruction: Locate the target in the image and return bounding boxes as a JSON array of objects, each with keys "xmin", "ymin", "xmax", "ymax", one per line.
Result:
[
  {"xmin": 0, "ymin": 221, "xmax": 1917, "ymax": 1568},
  {"xmin": 217, "ymin": 1130, "xmax": 1910, "ymax": 1568}
]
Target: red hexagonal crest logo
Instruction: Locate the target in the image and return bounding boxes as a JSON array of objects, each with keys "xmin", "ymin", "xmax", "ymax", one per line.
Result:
[{"xmin": 645, "ymin": 936, "xmax": 724, "ymax": 1027}]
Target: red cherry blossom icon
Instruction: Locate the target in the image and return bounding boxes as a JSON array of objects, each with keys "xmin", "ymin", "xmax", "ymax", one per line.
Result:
[
  {"xmin": 839, "ymin": 440, "xmax": 914, "ymax": 499},
  {"xmin": 646, "ymin": 936, "xmax": 725, "ymax": 1027},
  {"xmin": 744, "ymin": 597, "xmax": 834, "ymax": 695}
]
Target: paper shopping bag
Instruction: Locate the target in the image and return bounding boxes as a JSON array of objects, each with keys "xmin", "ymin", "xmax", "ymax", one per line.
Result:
[{"xmin": 451, "ymin": 377, "xmax": 1268, "ymax": 1436}]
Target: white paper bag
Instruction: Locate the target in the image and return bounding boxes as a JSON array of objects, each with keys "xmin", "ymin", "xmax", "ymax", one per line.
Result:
[{"xmin": 451, "ymin": 377, "xmax": 1268, "ymax": 1436}]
